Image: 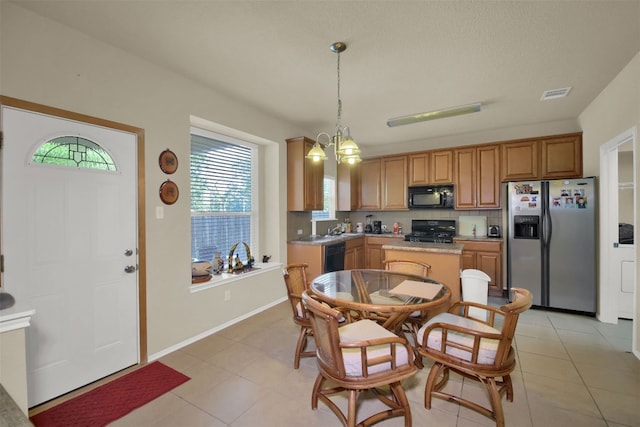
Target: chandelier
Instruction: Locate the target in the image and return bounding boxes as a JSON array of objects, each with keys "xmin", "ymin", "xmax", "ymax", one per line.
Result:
[{"xmin": 306, "ymin": 42, "xmax": 361, "ymax": 165}]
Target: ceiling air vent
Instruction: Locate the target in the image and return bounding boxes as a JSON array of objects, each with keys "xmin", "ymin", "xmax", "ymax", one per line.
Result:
[{"xmin": 540, "ymin": 87, "xmax": 572, "ymax": 101}]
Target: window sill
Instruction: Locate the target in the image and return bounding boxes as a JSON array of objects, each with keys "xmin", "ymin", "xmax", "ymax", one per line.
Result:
[{"xmin": 189, "ymin": 262, "xmax": 282, "ymax": 293}]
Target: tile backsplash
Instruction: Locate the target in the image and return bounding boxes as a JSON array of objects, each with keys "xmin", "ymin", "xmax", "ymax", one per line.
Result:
[{"xmin": 287, "ymin": 209, "xmax": 503, "ymax": 241}]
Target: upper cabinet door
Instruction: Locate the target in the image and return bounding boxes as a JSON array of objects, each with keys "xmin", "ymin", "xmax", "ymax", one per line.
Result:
[
  {"xmin": 359, "ymin": 158, "xmax": 381, "ymax": 210},
  {"xmin": 408, "ymin": 152, "xmax": 429, "ymax": 186},
  {"xmin": 286, "ymin": 137, "xmax": 324, "ymax": 211},
  {"xmin": 454, "ymin": 145, "xmax": 500, "ymax": 209},
  {"xmin": 477, "ymin": 145, "xmax": 500, "ymax": 208},
  {"xmin": 429, "ymin": 150, "xmax": 454, "ymax": 184},
  {"xmin": 501, "ymin": 140, "xmax": 538, "ymax": 181},
  {"xmin": 337, "ymin": 161, "xmax": 360, "ymax": 211},
  {"xmin": 540, "ymin": 133, "xmax": 582, "ymax": 179},
  {"xmin": 454, "ymin": 147, "xmax": 476, "ymax": 209},
  {"xmin": 381, "ymin": 155, "xmax": 408, "ymax": 210}
]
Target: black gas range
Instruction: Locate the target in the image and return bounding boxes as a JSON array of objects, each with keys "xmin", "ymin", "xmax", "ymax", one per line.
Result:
[{"xmin": 404, "ymin": 219, "xmax": 456, "ymax": 243}]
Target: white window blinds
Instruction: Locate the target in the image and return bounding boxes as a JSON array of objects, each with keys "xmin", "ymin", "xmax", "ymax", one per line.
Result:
[{"xmin": 190, "ymin": 128, "xmax": 256, "ymax": 264}]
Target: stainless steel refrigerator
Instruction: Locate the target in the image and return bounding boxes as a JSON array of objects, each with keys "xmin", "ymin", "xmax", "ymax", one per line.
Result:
[{"xmin": 507, "ymin": 177, "xmax": 596, "ymax": 314}]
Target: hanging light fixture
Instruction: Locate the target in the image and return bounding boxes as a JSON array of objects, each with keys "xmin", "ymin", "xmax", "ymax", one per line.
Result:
[{"xmin": 306, "ymin": 42, "xmax": 361, "ymax": 165}]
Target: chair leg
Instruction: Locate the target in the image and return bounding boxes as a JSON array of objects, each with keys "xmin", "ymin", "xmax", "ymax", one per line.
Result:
[
  {"xmin": 389, "ymin": 382, "xmax": 412, "ymax": 427},
  {"xmin": 294, "ymin": 325, "xmax": 311, "ymax": 369},
  {"xmin": 347, "ymin": 389, "xmax": 357, "ymax": 427},
  {"xmin": 311, "ymin": 373, "xmax": 323, "ymax": 410},
  {"xmin": 486, "ymin": 378, "xmax": 506, "ymax": 427},
  {"xmin": 504, "ymin": 374, "xmax": 514, "ymax": 402},
  {"xmin": 424, "ymin": 362, "xmax": 448, "ymax": 409}
]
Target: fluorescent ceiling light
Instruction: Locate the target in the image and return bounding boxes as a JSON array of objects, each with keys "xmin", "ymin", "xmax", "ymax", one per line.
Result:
[{"xmin": 387, "ymin": 102, "xmax": 482, "ymax": 127}]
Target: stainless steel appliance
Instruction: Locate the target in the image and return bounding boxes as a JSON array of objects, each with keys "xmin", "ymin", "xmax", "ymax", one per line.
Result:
[
  {"xmin": 488, "ymin": 225, "xmax": 501, "ymax": 237},
  {"xmin": 408, "ymin": 185, "xmax": 454, "ymax": 209},
  {"xmin": 404, "ymin": 219, "xmax": 456, "ymax": 243},
  {"xmin": 323, "ymin": 241, "xmax": 346, "ymax": 273},
  {"xmin": 507, "ymin": 178, "xmax": 596, "ymax": 314},
  {"xmin": 364, "ymin": 214, "xmax": 373, "ymax": 233}
]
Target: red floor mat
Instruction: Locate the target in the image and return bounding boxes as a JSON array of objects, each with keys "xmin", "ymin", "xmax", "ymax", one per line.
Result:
[{"xmin": 30, "ymin": 362, "xmax": 190, "ymax": 427}]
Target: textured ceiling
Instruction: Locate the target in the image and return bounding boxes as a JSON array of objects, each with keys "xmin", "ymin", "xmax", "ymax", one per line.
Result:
[{"xmin": 9, "ymin": 1, "xmax": 640, "ymax": 152}]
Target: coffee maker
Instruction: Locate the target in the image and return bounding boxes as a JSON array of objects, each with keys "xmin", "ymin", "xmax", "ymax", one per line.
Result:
[
  {"xmin": 373, "ymin": 220, "xmax": 382, "ymax": 234},
  {"xmin": 364, "ymin": 215, "xmax": 373, "ymax": 233}
]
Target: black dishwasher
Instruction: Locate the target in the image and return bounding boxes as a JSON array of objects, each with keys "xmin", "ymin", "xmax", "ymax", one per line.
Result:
[{"xmin": 324, "ymin": 241, "xmax": 346, "ymax": 273}]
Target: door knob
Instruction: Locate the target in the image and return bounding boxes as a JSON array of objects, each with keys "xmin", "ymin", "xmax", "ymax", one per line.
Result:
[
  {"xmin": 124, "ymin": 249, "xmax": 134, "ymax": 256},
  {"xmin": 124, "ymin": 265, "xmax": 137, "ymax": 273}
]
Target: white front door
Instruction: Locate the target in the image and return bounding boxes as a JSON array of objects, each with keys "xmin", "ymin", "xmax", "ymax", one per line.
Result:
[{"xmin": 1, "ymin": 105, "xmax": 139, "ymax": 406}]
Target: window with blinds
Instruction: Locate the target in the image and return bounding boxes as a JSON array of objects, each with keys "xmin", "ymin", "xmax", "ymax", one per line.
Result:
[
  {"xmin": 312, "ymin": 177, "xmax": 336, "ymax": 220},
  {"xmin": 190, "ymin": 127, "xmax": 257, "ymax": 264}
]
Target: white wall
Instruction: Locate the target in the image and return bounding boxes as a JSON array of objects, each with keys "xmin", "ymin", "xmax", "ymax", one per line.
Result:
[
  {"xmin": 579, "ymin": 51, "xmax": 640, "ymax": 355},
  {"xmin": 0, "ymin": 3, "xmax": 305, "ymax": 355}
]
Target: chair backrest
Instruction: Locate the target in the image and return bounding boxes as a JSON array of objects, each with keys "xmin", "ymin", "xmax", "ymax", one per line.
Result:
[
  {"xmin": 301, "ymin": 290, "xmax": 346, "ymax": 378},
  {"xmin": 383, "ymin": 259, "xmax": 431, "ymax": 277},
  {"xmin": 283, "ymin": 263, "xmax": 311, "ymax": 322},
  {"xmin": 493, "ymin": 287, "xmax": 532, "ymax": 365}
]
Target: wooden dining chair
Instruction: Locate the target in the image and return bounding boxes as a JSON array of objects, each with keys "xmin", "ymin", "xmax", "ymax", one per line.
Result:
[
  {"xmin": 282, "ymin": 263, "xmax": 315, "ymax": 369},
  {"xmin": 416, "ymin": 288, "xmax": 532, "ymax": 427},
  {"xmin": 301, "ymin": 290, "xmax": 418, "ymax": 427},
  {"xmin": 383, "ymin": 259, "xmax": 432, "ymax": 345}
]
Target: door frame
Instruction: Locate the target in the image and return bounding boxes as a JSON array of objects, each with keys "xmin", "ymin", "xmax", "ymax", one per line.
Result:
[
  {"xmin": 598, "ymin": 126, "xmax": 637, "ymax": 327},
  {"xmin": 0, "ymin": 95, "xmax": 147, "ymax": 363}
]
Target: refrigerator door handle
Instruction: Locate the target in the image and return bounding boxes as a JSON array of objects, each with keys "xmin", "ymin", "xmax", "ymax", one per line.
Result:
[{"xmin": 543, "ymin": 207, "xmax": 552, "ymax": 246}]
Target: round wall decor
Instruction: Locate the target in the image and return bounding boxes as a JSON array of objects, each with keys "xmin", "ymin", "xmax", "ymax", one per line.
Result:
[
  {"xmin": 159, "ymin": 149, "xmax": 178, "ymax": 174},
  {"xmin": 159, "ymin": 180, "xmax": 179, "ymax": 205}
]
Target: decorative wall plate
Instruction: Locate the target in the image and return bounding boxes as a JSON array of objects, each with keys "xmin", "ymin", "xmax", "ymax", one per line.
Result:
[
  {"xmin": 159, "ymin": 149, "xmax": 178, "ymax": 174},
  {"xmin": 159, "ymin": 180, "xmax": 179, "ymax": 205}
]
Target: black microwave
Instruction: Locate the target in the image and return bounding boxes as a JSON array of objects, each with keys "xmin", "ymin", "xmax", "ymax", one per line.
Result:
[{"xmin": 408, "ymin": 185, "xmax": 454, "ymax": 209}]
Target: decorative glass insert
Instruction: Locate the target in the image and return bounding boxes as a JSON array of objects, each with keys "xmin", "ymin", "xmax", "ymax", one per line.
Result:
[{"xmin": 32, "ymin": 136, "xmax": 117, "ymax": 171}]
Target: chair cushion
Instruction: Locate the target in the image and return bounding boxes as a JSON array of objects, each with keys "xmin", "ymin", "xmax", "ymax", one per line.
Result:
[
  {"xmin": 339, "ymin": 319, "xmax": 410, "ymax": 376},
  {"xmin": 417, "ymin": 312, "xmax": 501, "ymax": 364}
]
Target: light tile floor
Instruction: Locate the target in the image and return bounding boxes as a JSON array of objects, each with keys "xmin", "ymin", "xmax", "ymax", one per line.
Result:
[{"xmin": 110, "ymin": 297, "xmax": 639, "ymax": 427}]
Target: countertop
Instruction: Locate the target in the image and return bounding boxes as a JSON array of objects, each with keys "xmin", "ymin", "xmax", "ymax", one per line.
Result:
[
  {"xmin": 288, "ymin": 232, "xmax": 404, "ymax": 245},
  {"xmin": 288, "ymin": 233, "xmax": 504, "ymax": 246}
]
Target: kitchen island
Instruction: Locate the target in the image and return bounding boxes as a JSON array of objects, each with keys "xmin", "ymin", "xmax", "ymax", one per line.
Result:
[{"xmin": 382, "ymin": 240, "xmax": 463, "ymax": 304}]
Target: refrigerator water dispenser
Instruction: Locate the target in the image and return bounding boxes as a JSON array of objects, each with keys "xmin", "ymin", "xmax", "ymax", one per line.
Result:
[{"xmin": 513, "ymin": 215, "xmax": 539, "ymax": 239}]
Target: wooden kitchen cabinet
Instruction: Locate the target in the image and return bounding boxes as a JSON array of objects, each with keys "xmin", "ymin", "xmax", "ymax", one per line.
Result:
[
  {"xmin": 454, "ymin": 147, "xmax": 476, "ymax": 209},
  {"xmin": 344, "ymin": 237, "xmax": 365, "ymax": 270},
  {"xmin": 286, "ymin": 137, "xmax": 324, "ymax": 211},
  {"xmin": 337, "ymin": 161, "xmax": 360, "ymax": 211},
  {"xmin": 381, "ymin": 155, "xmax": 408, "ymax": 210},
  {"xmin": 365, "ymin": 236, "xmax": 403, "ymax": 269},
  {"xmin": 501, "ymin": 133, "xmax": 582, "ymax": 181},
  {"xmin": 359, "ymin": 158, "xmax": 381, "ymax": 210},
  {"xmin": 408, "ymin": 152, "xmax": 429, "ymax": 186},
  {"xmin": 501, "ymin": 139, "xmax": 538, "ymax": 181},
  {"xmin": 454, "ymin": 145, "xmax": 500, "ymax": 209},
  {"xmin": 358, "ymin": 155, "xmax": 408, "ymax": 211},
  {"xmin": 429, "ymin": 150, "xmax": 454, "ymax": 184},
  {"xmin": 455, "ymin": 238, "xmax": 503, "ymax": 296},
  {"xmin": 287, "ymin": 243, "xmax": 323, "ymax": 281},
  {"xmin": 540, "ymin": 133, "xmax": 582, "ymax": 178},
  {"xmin": 477, "ymin": 145, "xmax": 501, "ymax": 208}
]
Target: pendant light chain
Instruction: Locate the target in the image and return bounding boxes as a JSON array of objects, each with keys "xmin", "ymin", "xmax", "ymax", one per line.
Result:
[{"xmin": 336, "ymin": 51, "xmax": 342, "ymax": 131}]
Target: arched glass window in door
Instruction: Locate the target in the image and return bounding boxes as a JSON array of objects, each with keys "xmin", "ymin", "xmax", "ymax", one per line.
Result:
[{"xmin": 32, "ymin": 136, "xmax": 117, "ymax": 171}]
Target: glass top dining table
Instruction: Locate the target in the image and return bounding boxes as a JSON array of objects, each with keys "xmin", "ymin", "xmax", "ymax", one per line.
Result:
[{"xmin": 309, "ymin": 269, "xmax": 451, "ymax": 332}]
